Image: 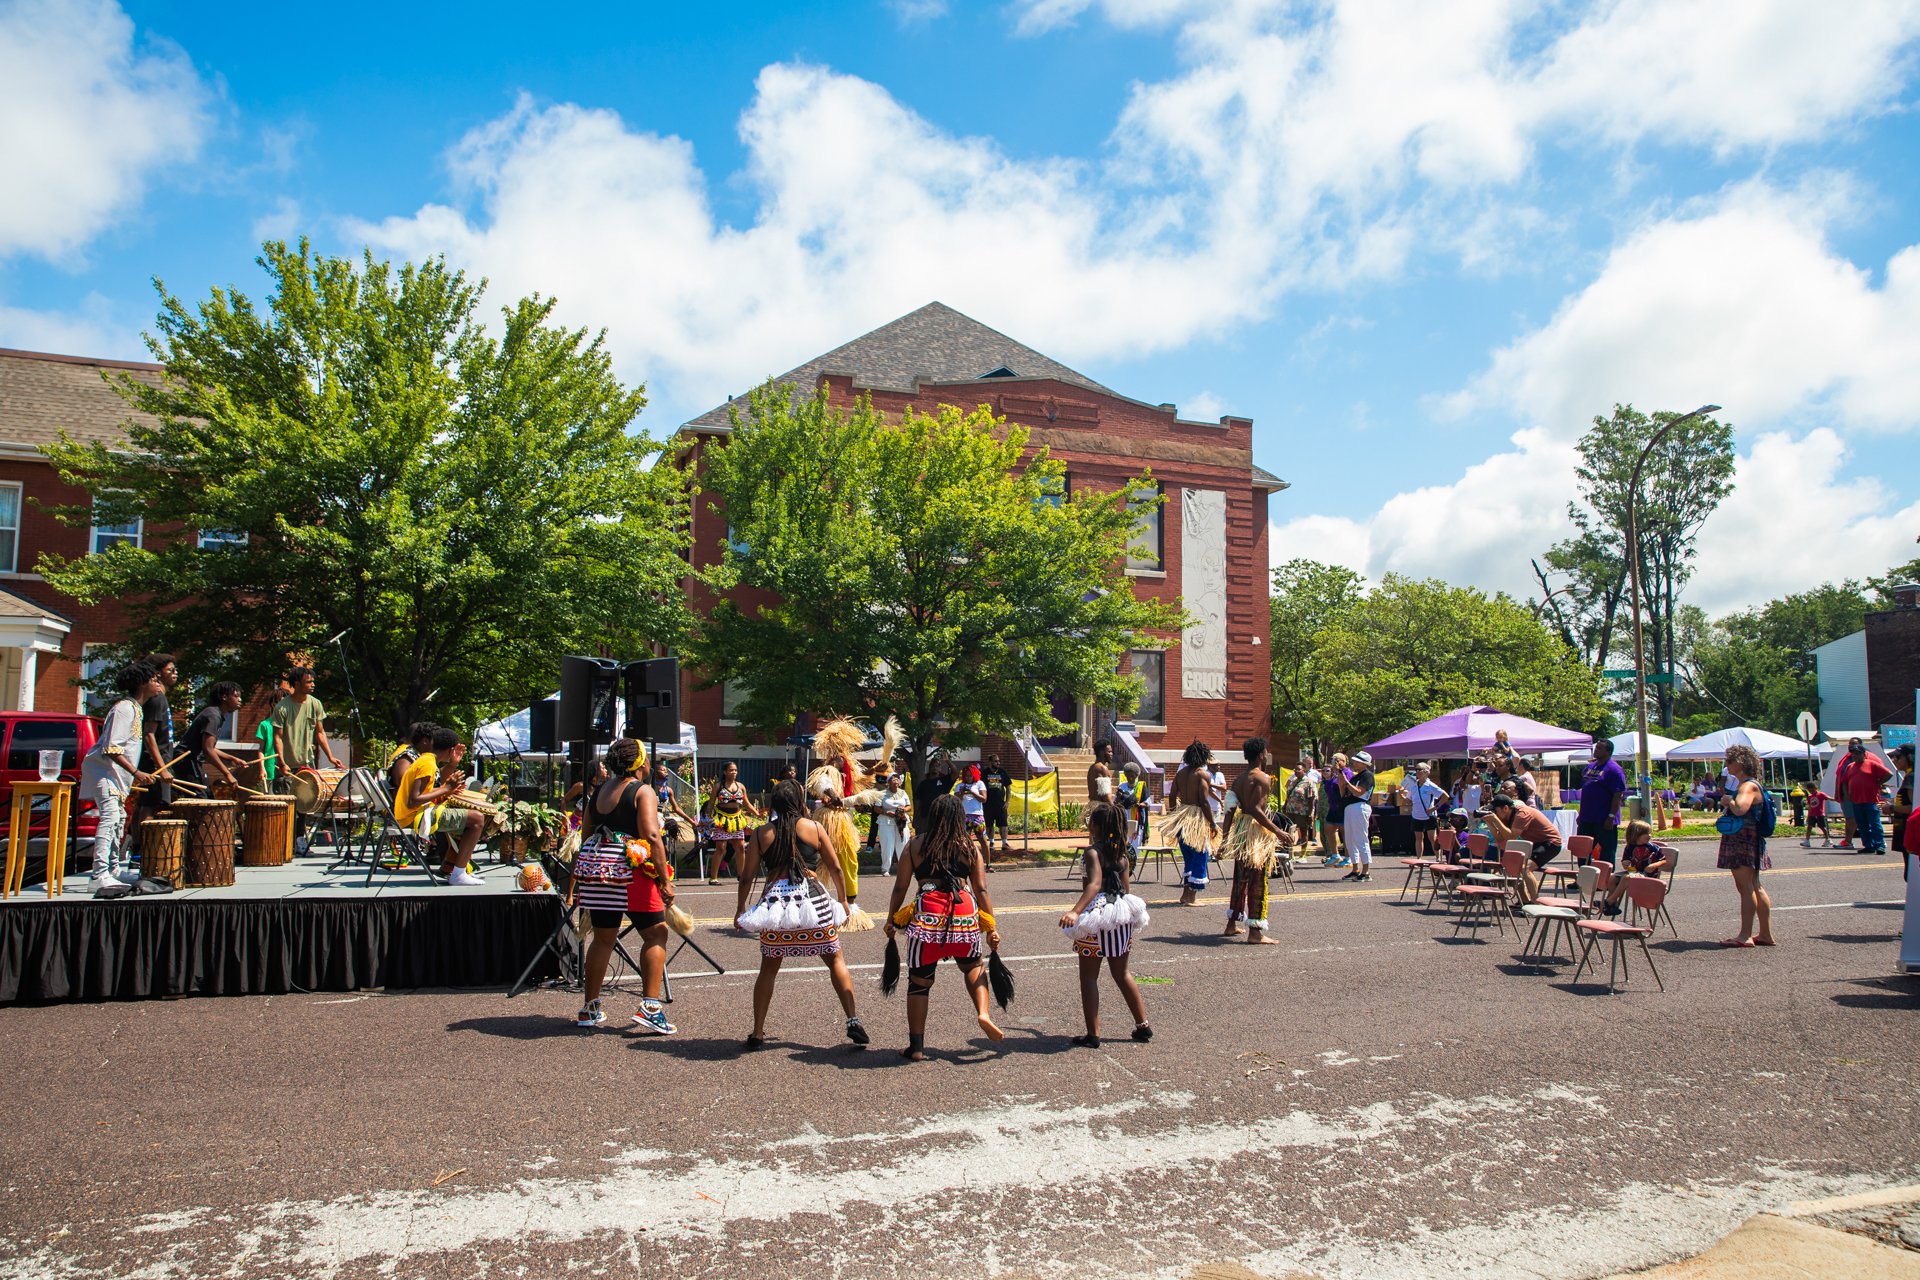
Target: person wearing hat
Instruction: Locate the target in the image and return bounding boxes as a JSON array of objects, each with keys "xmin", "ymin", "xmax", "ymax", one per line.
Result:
[
  {"xmin": 1339, "ymin": 750, "xmax": 1377, "ymax": 881},
  {"xmin": 1481, "ymin": 793, "xmax": 1563, "ymax": 903}
]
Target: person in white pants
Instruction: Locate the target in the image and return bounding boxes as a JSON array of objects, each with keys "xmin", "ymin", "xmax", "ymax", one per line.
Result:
[
  {"xmin": 874, "ymin": 772, "xmax": 912, "ymax": 874},
  {"xmin": 1341, "ymin": 750, "xmax": 1378, "ymax": 882},
  {"xmin": 80, "ymin": 660, "xmax": 165, "ymax": 890}
]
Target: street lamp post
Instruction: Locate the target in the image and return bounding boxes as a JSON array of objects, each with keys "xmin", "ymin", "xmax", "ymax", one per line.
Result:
[{"xmin": 1627, "ymin": 403, "xmax": 1721, "ymax": 823}]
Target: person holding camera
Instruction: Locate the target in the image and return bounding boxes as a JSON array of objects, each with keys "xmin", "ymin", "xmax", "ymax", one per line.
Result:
[{"xmin": 1481, "ymin": 793, "xmax": 1562, "ymax": 903}]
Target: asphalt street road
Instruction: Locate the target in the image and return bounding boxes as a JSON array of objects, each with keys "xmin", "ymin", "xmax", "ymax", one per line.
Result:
[{"xmin": 2, "ymin": 841, "xmax": 1916, "ymax": 1280}]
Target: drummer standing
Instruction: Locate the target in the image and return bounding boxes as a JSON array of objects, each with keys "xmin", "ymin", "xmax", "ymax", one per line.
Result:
[
  {"xmin": 269, "ymin": 666, "xmax": 344, "ymax": 849},
  {"xmin": 180, "ymin": 682, "xmax": 246, "ymax": 790},
  {"xmin": 132, "ymin": 654, "xmax": 180, "ymax": 842}
]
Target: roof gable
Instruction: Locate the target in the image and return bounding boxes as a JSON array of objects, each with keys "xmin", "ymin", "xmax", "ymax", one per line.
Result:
[
  {"xmin": 682, "ymin": 301, "xmax": 1115, "ymax": 431},
  {"xmin": 0, "ymin": 348, "xmax": 164, "ymax": 451}
]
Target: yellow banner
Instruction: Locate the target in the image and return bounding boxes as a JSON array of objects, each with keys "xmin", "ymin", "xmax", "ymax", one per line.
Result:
[{"xmin": 1009, "ymin": 772, "xmax": 1059, "ymax": 823}]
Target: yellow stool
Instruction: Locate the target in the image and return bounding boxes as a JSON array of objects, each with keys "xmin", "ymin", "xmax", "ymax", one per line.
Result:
[{"xmin": 4, "ymin": 781, "xmax": 75, "ymax": 898}]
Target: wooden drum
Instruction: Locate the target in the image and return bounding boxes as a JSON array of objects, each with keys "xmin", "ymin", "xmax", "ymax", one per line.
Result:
[
  {"xmin": 241, "ymin": 799, "xmax": 294, "ymax": 867},
  {"xmin": 176, "ymin": 798, "xmax": 238, "ymax": 887},
  {"xmin": 141, "ymin": 819, "xmax": 187, "ymax": 888}
]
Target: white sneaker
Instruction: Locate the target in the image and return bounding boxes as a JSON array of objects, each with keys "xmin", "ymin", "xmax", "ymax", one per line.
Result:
[
  {"xmin": 88, "ymin": 874, "xmax": 115, "ymax": 892},
  {"xmin": 447, "ymin": 868, "xmax": 482, "ymax": 887}
]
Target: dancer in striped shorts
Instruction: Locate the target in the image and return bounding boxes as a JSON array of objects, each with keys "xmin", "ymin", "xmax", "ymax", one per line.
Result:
[{"xmin": 1060, "ymin": 801, "xmax": 1152, "ymax": 1047}]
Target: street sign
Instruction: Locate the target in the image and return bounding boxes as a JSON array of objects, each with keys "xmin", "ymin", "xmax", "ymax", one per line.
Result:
[
  {"xmin": 1645, "ymin": 673, "xmax": 1675, "ymax": 686},
  {"xmin": 1600, "ymin": 669, "xmax": 1636, "ymax": 679},
  {"xmin": 1795, "ymin": 710, "xmax": 1818, "ymax": 742}
]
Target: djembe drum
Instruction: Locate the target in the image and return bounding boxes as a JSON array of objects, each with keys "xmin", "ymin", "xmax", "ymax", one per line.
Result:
[
  {"xmin": 140, "ymin": 818, "xmax": 187, "ymax": 888},
  {"xmin": 176, "ymin": 798, "xmax": 238, "ymax": 886},
  {"xmin": 240, "ymin": 799, "xmax": 294, "ymax": 867}
]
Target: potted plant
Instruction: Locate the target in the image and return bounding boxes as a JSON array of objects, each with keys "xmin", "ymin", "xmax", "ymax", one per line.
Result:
[{"xmin": 503, "ymin": 800, "xmax": 566, "ymax": 858}]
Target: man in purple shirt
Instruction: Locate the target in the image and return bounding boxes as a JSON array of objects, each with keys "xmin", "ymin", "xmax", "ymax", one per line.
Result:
[{"xmin": 1575, "ymin": 738, "xmax": 1628, "ymax": 863}]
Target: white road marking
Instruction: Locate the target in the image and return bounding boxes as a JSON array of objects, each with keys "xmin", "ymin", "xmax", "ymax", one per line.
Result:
[{"xmin": 1772, "ymin": 899, "xmax": 1903, "ymax": 912}]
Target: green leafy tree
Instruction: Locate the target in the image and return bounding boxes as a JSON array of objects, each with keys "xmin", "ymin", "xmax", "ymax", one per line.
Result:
[
  {"xmin": 39, "ymin": 241, "xmax": 692, "ymax": 736},
  {"xmin": 693, "ymin": 384, "xmax": 1185, "ymax": 786},
  {"xmin": 1677, "ymin": 582, "xmax": 1872, "ymax": 732},
  {"xmin": 1313, "ymin": 575, "xmax": 1603, "ymax": 749},
  {"xmin": 1268, "ymin": 558, "xmax": 1365, "ymax": 754},
  {"xmin": 1539, "ymin": 404, "xmax": 1736, "ymax": 725}
]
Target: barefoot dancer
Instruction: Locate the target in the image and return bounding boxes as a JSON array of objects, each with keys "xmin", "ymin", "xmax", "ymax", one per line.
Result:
[
  {"xmin": 1060, "ymin": 802, "xmax": 1152, "ymax": 1046},
  {"xmin": 1161, "ymin": 740, "xmax": 1220, "ymax": 906},
  {"xmin": 883, "ymin": 793, "xmax": 1003, "ymax": 1060},
  {"xmin": 1222, "ymin": 737, "xmax": 1292, "ymax": 944},
  {"xmin": 734, "ymin": 780, "xmax": 867, "ymax": 1049}
]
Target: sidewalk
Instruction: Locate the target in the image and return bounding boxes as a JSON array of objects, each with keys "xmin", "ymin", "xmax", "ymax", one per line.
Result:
[{"xmin": 1601, "ymin": 1184, "xmax": 1920, "ymax": 1277}]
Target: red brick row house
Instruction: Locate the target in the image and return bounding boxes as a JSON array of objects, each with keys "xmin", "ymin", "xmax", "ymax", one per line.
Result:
[
  {"xmin": 0, "ymin": 348, "xmax": 170, "ymax": 713},
  {"xmin": 675, "ymin": 303, "xmax": 1290, "ymax": 796}
]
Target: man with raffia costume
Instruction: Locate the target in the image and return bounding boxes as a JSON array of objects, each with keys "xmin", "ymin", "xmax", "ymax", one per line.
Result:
[
  {"xmin": 1221, "ymin": 736, "xmax": 1293, "ymax": 944},
  {"xmin": 1162, "ymin": 740, "xmax": 1221, "ymax": 906},
  {"xmin": 807, "ymin": 716, "xmax": 903, "ymax": 931}
]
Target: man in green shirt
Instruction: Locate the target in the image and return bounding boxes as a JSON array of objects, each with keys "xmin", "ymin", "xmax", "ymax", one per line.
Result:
[{"xmin": 270, "ymin": 666, "xmax": 344, "ymax": 848}]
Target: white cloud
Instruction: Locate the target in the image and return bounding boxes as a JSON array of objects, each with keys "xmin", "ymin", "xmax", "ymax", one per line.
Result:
[
  {"xmin": 0, "ymin": 0, "xmax": 211, "ymax": 261},
  {"xmin": 1271, "ymin": 423, "xmax": 1920, "ymax": 614},
  {"xmin": 1181, "ymin": 390, "xmax": 1227, "ymax": 421},
  {"xmin": 344, "ymin": 4, "xmax": 1920, "ymax": 422},
  {"xmin": 0, "ymin": 295, "xmax": 142, "ymax": 357},
  {"xmin": 1690, "ymin": 428, "xmax": 1920, "ymax": 613},
  {"xmin": 887, "ymin": 0, "xmax": 948, "ymax": 24},
  {"xmin": 1446, "ymin": 179, "xmax": 1920, "ymax": 436}
]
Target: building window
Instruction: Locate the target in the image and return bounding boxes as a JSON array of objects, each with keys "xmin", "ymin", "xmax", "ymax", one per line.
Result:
[
  {"xmin": 198, "ymin": 529, "xmax": 248, "ymax": 551},
  {"xmin": 1129, "ymin": 650, "xmax": 1165, "ymax": 724},
  {"xmin": 79, "ymin": 644, "xmax": 115, "ymax": 714},
  {"xmin": 1036, "ymin": 470, "xmax": 1069, "ymax": 508},
  {"xmin": 720, "ymin": 679, "xmax": 752, "ymax": 725},
  {"xmin": 90, "ymin": 501, "xmax": 141, "ymax": 555},
  {"xmin": 0, "ymin": 482, "xmax": 20, "ymax": 572},
  {"xmin": 1126, "ymin": 483, "xmax": 1163, "ymax": 572}
]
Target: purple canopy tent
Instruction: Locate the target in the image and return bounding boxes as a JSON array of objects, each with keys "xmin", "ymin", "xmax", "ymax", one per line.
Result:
[{"xmin": 1362, "ymin": 706, "xmax": 1592, "ymax": 760}]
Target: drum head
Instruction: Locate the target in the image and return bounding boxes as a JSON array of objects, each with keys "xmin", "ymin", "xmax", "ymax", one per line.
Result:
[{"xmin": 289, "ymin": 769, "xmax": 322, "ymax": 814}]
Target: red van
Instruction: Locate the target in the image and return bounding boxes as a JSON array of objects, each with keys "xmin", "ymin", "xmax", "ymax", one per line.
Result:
[{"xmin": 0, "ymin": 713, "xmax": 104, "ymax": 858}]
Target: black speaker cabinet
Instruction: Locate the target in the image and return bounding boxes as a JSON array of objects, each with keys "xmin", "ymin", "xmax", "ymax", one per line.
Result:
[
  {"xmin": 558, "ymin": 656, "xmax": 621, "ymax": 745},
  {"xmin": 528, "ymin": 699, "xmax": 560, "ymax": 753}
]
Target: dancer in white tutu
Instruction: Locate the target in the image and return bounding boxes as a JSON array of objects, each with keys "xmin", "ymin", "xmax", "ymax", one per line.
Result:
[
  {"xmin": 1059, "ymin": 801, "xmax": 1153, "ymax": 1047},
  {"xmin": 734, "ymin": 779, "xmax": 869, "ymax": 1050}
]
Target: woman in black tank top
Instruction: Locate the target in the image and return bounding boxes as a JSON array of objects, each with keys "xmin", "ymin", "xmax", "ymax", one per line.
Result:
[
  {"xmin": 732, "ymin": 780, "xmax": 867, "ymax": 1049},
  {"xmin": 573, "ymin": 739, "xmax": 676, "ymax": 1035}
]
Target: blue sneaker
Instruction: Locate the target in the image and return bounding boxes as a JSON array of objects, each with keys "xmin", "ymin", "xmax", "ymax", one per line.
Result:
[
  {"xmin": 1324, "ymin": 857, "xmax": 1350, "ymax": 868},
  {"xmin": 630, "ymin": 1001, "xmax": 678, "ymax": 1036},
  {"xmin": 575, "ymin": 999, "xmax": 606, "ymax": 1029}
]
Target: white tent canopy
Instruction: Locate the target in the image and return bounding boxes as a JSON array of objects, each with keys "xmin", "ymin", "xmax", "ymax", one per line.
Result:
[
  {"xmin": 1583, "ymin": 730, "xmax": 1685, "ymax": 763},
  {"xmin": 1667, "ymin": 726, "xmax": 1831, "ymax": 761},
  {"xmin": 473, "ymin": 695, "xmax": 697, "ymax": 758}
]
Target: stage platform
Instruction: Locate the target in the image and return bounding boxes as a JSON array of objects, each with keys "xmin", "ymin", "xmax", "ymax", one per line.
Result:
[{"xmin": 0, "ymin": 858, "xmax": 564, "ymax": 1005}]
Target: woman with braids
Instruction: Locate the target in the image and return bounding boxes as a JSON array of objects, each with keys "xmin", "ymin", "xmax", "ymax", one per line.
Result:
[
  {"xmin": 734, "ymin": 780, "xmax": 868, "ymax": 1049},
  {"xmin": 703, "ymin": 760, "xmax": 761, "ymax": 883},
  {"xmin": 570, "ymin": 738, "xmax": 677, "ymax": 1035},
  {"xmin": 883, "ymin": 792, "xmax": 1004, "ymax": 1060},
  {"xmin": 1059, "ymin": 801, "xmax": 1152, "ymax": 1047}
]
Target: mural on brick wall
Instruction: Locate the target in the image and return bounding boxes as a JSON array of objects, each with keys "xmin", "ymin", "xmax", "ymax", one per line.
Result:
[{"xmin": 1180, "ymin": 488, "xmax": 1228, "ymax": 700}]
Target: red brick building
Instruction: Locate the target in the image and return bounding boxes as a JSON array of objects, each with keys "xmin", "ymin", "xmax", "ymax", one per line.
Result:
[
  {"xmin": 676, "ymin": 303, "xmax": 1289, "ymax": 789},
  {"xmin": 0, "ymin": 348, "xmax": 169, "ymax": 712}
]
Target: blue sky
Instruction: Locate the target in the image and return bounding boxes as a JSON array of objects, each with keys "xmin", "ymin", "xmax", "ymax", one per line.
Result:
[{"xmin": 4, "ymin": 0, "xmax": 1919, "ymax": 614}]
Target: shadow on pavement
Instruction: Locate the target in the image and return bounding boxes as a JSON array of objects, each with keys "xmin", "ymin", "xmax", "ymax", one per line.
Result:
[
  {"xmin": 1652, "ymin": 939, "xmax": 1732, "ymax": 954},
  {"xmin": 446, "ymin": 1014, "xmax": 595, "ymax": 1041},
  {"xmin": 1829, "ymin": 976, "xmax": 1920, "ymax": 1011},
  {"xmin": 1808, "ymin": 932, "xmax": 1901, "ymax": 945}
]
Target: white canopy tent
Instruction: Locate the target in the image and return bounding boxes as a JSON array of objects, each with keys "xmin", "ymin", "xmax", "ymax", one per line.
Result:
[
  {"xmin": 1589, "ymin": 730, "xmax": 1684, "ymax": 763},
  {"xmin": 473, "ymin": 695, "xmax": 697, "ymax": 758},
  {"xmin": 1667, "ymin": 727, "xmax": 1831, "ymax": 761}
]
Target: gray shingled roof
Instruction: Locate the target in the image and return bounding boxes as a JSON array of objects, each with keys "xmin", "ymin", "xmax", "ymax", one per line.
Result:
[
  {"xmin": 682, "ymin": 301, "xmax": 1117, "ymax": 432},
  {"xmin": 0, "ymin": 584, "xmax": 72, "ymax": 623},
  {"xmin": 0, "ymin": 348, "xmax": 163, "ymax": 450},
  {"xmin": 1251, "ymin": 463, "xmax": 1289, "ymax": 491}
]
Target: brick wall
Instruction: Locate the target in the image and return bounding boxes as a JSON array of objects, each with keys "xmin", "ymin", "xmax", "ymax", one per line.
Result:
[
  {"xmin": 682, "ymin": 374, "xmax": 1278, "ymax": 761},
  {"xmin": 1865, "ymin": 607, "xmax": 1920, "ymax": 729}
]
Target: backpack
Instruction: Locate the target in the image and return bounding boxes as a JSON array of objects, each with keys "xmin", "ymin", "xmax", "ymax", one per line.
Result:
[{"xmin": 1753, "ymin": 784, "xmax": 1777, "ymax": 840}]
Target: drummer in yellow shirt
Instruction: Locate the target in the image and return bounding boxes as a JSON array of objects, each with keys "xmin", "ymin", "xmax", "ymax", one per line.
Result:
[{"xmin": 393, "ymin": 726, "xmax": 484, "ymax": 886}]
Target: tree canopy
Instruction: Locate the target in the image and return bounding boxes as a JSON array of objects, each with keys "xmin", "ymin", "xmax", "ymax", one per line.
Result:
[
  {"xmin": 1268, "ymin": 558, "xmax": 1365, "ymax": 754},
  {"xmin": 39, "ymin": 241, "xmax": 692, "ymax": 736},
  {"xmin": 692, "ymin": 384, "xmax": 1185, "ymax": 784},
  {"xmin": 1273, "ymin": 572, "xmax": 1602, "ymax": 751},
  {"xmin": 1532, "ymin": 404, "xmax": 1735, "ymax": 725}
]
